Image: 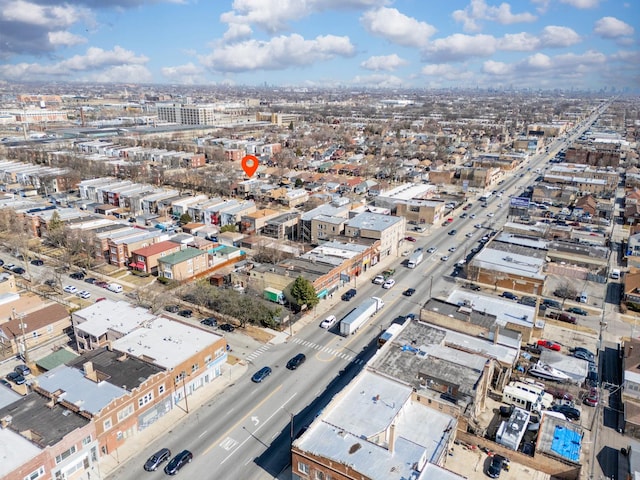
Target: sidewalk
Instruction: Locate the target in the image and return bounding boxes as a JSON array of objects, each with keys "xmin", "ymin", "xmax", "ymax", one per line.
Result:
[{"xmin": 99, "ymin": 361, "xmax": 248, "ymax": 479}]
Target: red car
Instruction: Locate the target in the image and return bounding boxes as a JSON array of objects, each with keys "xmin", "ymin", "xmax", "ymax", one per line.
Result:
[
  {"xmin": 404, "ymin": 236, "xmax": 417, "ymax": 242},
  {"xmin": 537, "ymin": 339, "xmax": 561, "ymax": 351},
  {"xmin": 583, "ymin": 387, "xmax": 599, "ymax": 407}
]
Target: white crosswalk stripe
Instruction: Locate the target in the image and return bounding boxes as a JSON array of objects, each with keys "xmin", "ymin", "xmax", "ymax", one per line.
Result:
[
  {"xmin": 246, "ymin": 345, "xmax": 270, "ymax": 362},
  {"xmin": 291, "ymin": 337, "xmax": 363, "ymax": 364}
]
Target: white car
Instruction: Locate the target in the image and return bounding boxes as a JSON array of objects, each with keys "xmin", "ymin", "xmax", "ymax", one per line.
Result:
[
  {"xmin": 77, "ymin": 290, "xmax": 91, "ymax": 299},
  {"xmin": 401, "ymin": 250, "xmax": 411, "ymax": 257},
  {"xmin": 440, "ymin": 255, "xmax": 450, "ymax": 261},
  {"xmin": 320, "ymin": 315, "xmax": 337, "ymax": 329},
  {"xmin": 487, "ymin": 212, "xmax": 495, "ymax": 217},
  {"xmin": 372, "ymin": 275, "xmax": 385, "ymax": 285},
  {"xmin": 63, "ymin": 285, "xmax": 78, "ymax": 294},
  {"xmin": 382, "ymin": 279, "xmax": 396, "ymax": 289},
  {"xmin": 427, "ymin": 247, "xmax": 437, "ymax": 253},
  {"xmin": 465, "ymin": 232, "xmax": 474, "ymax": 238},
  {"xmin": 448, "ymin": 246, "xmax": 457, "ymax": 252},
  {"xmin": 469, "ymin": 214, "xmax": 476, "ymax": 219}
]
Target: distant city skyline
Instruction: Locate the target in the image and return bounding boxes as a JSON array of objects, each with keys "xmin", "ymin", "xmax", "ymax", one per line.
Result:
[{"xmin": 0, "ymin": 0, "xmax": 638, "ymax": 91}]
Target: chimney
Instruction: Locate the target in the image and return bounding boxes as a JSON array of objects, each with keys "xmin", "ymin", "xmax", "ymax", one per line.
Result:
[
  {"xmin": 83, "ymin": 361, "xmax": 94, "ymax": 376},
  {"xmin": 493, "ymin": 324, "xmax": 500, "ymax": 345},
  {"xmin": 388, "ymin": 423, "xmax": 396, "ymax": 453}
]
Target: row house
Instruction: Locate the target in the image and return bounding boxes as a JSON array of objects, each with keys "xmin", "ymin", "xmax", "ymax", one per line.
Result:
[
  {"xmin": 188, "ymin": 197, "xmax": 225, "ymax": 223},
  {"xmin": 171, "ymin": 195, "xmax": 209, "ymax": 218},
  {"xmin": 106, "ymin": 228, "xmax": 165, "ymax": 267},
  {"xmin": 0, "ymin": 392, "xmax": 98, "ymax": 480},
  {"xmin": 78, "ymin": 178, "xmax": 119, "ymax": 201},
  {"xmin": 157, "ymin": 247, "xmax": 209, "ymax": 281},
  {"xmin": 141, "ymin": 189, "xmax": 180, "ymax": 215},
  {"xmin": 129, "ymin": 240, "xmax": 183, "ymax": 274},
  {"xmin": 204, "ymin": 200, "xmax": 256, "ymax": 227},
  {"xmin": 241, "ymin": 208, "xmax": 282, "ymax": 235}
]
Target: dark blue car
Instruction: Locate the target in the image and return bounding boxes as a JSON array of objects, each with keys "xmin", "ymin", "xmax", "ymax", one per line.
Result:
[{"xmin": 251, "ymin": 366, "xmax": 272, "ymax": 383}]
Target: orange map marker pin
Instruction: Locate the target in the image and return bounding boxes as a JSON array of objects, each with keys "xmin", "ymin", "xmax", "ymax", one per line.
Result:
[{"xmin": 241, "ymin": 155, "xmax": 259, "ymax": 177}]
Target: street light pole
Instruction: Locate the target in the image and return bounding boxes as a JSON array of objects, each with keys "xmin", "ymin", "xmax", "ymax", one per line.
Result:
[
  {"xmin": 13, "ymin": 308, "xmax": 29, "ymax": 363},
  {"xmin": 181, "ymin": 374, "xmax": 189, "ymax": 413}
]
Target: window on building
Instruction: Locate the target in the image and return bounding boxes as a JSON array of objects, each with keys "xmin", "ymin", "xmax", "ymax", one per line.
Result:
[
  {"xmin": 82, "ymin": 435, "xmax": 92, "ymax": 446},
  {"xmin": 205, "ymin": 355, "xmax": 212, "ymax": 364},
  {"xmin": 117, "ymin": 404, "xmax": 134, "ymax": 422},
  {"xmin": 23, "ymin": 466, "xmax": 45, "ymax": 480},
  {"xmin": 138, "ymin": 392, "xmax": 153, "ymax": 408},
  {"xmin": 55, "ymin": 445, "xmax": 77, "ymax": 464},
  {"xmin": 297, "ymin": 462, "xmax": 309, "ymax": 475},
  {"xmin": 103, "ymin": 418, "xmax": 112, "ymax": 431},
  {"xmin": 158, "ymin": 384, "xmax": 165, "ymax": 395},
  {"xmin": 175, "ymin": 371, "xmax": 186, "ymax": 384},
  {"xmin": 191, "ymin": 363, "xmax": 199, "ymax": 373},
  {"xmin": 315, "ymin": 472, "xmax": 325, "ymax": 480}
]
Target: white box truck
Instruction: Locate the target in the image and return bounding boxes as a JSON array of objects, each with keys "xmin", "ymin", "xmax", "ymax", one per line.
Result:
[
  {"xmin": 339, "ymin": 297, "xmax": 384, "ymax": 336},
  {"xmin": 407, "ymin": 250, "xmax": 424, "ymax": 269}
]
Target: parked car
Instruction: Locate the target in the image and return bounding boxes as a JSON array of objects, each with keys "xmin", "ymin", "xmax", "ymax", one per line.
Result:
[
  {"xmin": 463, "ymin": 283, "xmax": 481, "ymax": 291},
  {"xmin": 372, "ymin": 275, "xmax": 385, "ymax": 285},
  {"xmin": 572, "ymin": 350, "xmax": 594, "ymax": 362},
  {"xmin": 0, "ymin": 379, "xmax": 10, "ymax": 388},
  {"xmin": 6, "ymin": 371, "xmax": 25, "ymax": 385},
  {"xmin": 178, "ymin": 309, "xmax": 193, "ymax": 318},
  {"xmin": 499, "ymin": 405, "xmax": 514, "ymax": 417},
  {"xmin": 219, "ymin": 323, "xmax": 235, "ymax": 332},
  {"xmin": 551, "ymin": 404, "xmax": 581, "ymax": 420},
  {"xmin": 164, "ymin": 305, "xmax": 180, "ymax": 313},
  {"xmin": 251, "ymin": 366, "xmax": 272, "ymax": 383},
  {"xmin": 143, "ymin": 448, "xmax": 171, "ymax": 471},
  {"xmin": 95, "ymin": 297, "xmax": 107, "ymax": 303},
  {"xmin": 14, "ymin": 364, "xmax": 31, "ymax": 376},
  {"xmin": 0, "ymin": 259, "xmax": 4, "ymax": 266},
  {"xmin": 583, "ymin": 388, "xmax": 599, "ymax": 407},
  {"xmin": 63, "ymin": 285, "xmax": 78, "ymax": 294},
  {"xmin": 95, "ymin": 281, "xmax": 109, "ymax": 288},
  {"xmin": 30, "ymin": 259, "xmax": 44, "ymax": 266},
  {"xmin": 164, "ymin": 450, "xmax": 192, "ymax": 475},
  {"xmin": 3, "ymin": 263, "xmax": 15, "ymax": 271},
  {"xmin": 382, "ymin": 279, "xmax": 396, "ymax": 289},
  {"xmin": 542, "ymin": 298, "xmax": 561, "ymax": 309},
  {"xmin": 500, "ymin": 291, "xmax": 518, "ymax": 301},
  {"xmin": 537, "ymin": 339, "xmax": 562, "ymax": 351},
  {"xmin": 487, "ymin": 454, "xmax": 509, "ymax": 478},
  {"xmin": 69, "ymin": 271, "xmax": 85, "ymax": 280},
  {"xmin": 570, "ymin": 347, "xmax": 595, "ymax": 360},
  {"xmin": 11, "ymin": 266, "xmax": 25, "ymax": 275},
  {"xmin": 404, "ymin": 236, "xmax": 417, "ymax": 242},
  {"xmin": 320, "ymin": 315, "xmax": 337, "ymax": 329},
  {"xmin": 200, "ymin": 317, "xmax": 218, "ymax": 327},
  {"xmin": 566, "ymin": 306, "xmax": 588, "ymax": 316},
  {"xmin": 77, "ymin": 290, "xmax": 91, "ymax": 299},
  {"xmin": 403, "ymin": 288, "xmax": 416, "ymax": 296},
  {"xmin": 286, "ymin": 353, "xmax": 306, "ymax": 370},
  {"xmin": 546, "ymin": 387, "xmax": 573, "ymax": 401},
  {"xmin": 518, "ymin": 296, "xmax": 537, "ymax": 307},
  {"xmin": 341, "ymin": 288, "xmax": 357, "ymax": 301},
  {"xmin": 546, "ymin": 311, "xmax": 577, "ymax": 324}
]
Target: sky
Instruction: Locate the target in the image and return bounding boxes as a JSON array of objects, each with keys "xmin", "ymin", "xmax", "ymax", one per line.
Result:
[{"xmin": 0, "ymin": 0, "xmax": 638, "ymax": 90}]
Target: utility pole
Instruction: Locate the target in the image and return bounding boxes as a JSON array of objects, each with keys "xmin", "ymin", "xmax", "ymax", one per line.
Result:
[{"xmin": 13, "ymin": 309, "xmax": 29, "ymax": 363}]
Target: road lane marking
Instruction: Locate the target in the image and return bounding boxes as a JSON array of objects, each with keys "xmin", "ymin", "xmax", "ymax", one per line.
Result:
[
  {"xmin": 204, "ymin": 384, "xmax": 283, "ymax": 456},
  {"xmin": 220, "ymin": 392, "xmax": 298, "ymax": 464}
]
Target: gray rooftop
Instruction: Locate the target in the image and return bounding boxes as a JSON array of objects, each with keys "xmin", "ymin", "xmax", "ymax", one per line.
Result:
[
  {"xmin": 300, "ymin": 203, "xmax": 349, "ymax": 221},
  {"xmin": 295, "ymin": 370, "xmax": 456, "ymax": 480},
  {"xmin": 37, "ymin": 365, "xmax": 127, "ymax": 415},
  {"xmin": 445, "ymin": 291, "xmax": 538, "ymax": 328},
  {"xmin": 111, "ymin": 316, "xmax": 223, "ymax": 369},
  {"xmin": 0, "ymin": 392, "xmax": 90, "ymax": 447},
  {"xmin": 0, "ymin": 426, "xmax": 41, "ymax": 478},
  {"xmin": 346, "ymin": 212, "xmax": 403, "ymax": 231},
  {"xmin": 470, "ymin": 246, "xmax": 546, "ymax": 280},
  {"xmin": 73, "ymin": 300, "xmax": 156, "ymax": 337},
  {"xmin": 67, "ymin": 347, "xmax": 165, "ymax": 391}
]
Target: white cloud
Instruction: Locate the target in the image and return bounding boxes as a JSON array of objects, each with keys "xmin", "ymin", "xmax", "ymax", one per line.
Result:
[
  {"xmin": 48, "ymin": 31, "xmax": 86, "ymax": 47},
  {"xmin": 0, "ymin": 46, "xmax": 150, "ymax": 82},
  {"xmin": 360, "ymin": 54, "xmax": 408, "ymax": 71},
  {"xmin": 594, "ymin": 17, "xmax": 634, "ymax": 39},
  {"xmin": 498, "ymin": 32, "xmax": 538, "ymax": 51},
  {"xmin": 421, "ymin": 64, "xmax": 472, "ymax": 81},
  {"xmin": 559, "ymin": 0, "xmax": 600, "ymax": 8},
  {"xmin": 200, "ymin": 33, "xmax": 355, "ymax": 72},
  {"xmin": 452, "ymin": 0, "xmax": 536, "ymax": 32},
  {"xmin": 531, "ymin": 0, "xmax": 550, "ymax": 13},
  {"xmin": 424, "ymin": 34, "xmax": 497, "ymax": 62},
  {"xmin": 524, "ymin": 52, "xmax": 553, "ymax": 69},
  {"xmin": 1, "ymin": 0, "xmax": 86, "ymax": 28},
  {"xmin": 161, "ymin": 63, "xmax": 207, "ymax": 84},
  {"xmin": 360, "ymin": 7, "xmax": 436, "ymax": 48},
  {"xmin": 350, "ymin": 73, "xmax": 406, "ymax": 88},
  {"xmin": 482, "ymin": 60, "xmax": 513, "ymax": 75},
  {"xmin": 220, "ymin": 0, "xmax": 388, "ymax": 33},
  {"xmin": 539, "ymin": 25, "xmax": 581, "ymax": 47},
  {"xmin": 222, "ymin": 23, "xmax": 253, "ymax": 43}
]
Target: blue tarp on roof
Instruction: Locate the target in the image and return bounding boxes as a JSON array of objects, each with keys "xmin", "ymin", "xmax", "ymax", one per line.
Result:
[{"xmin": 550, "ymin": 425, "xmax": 582, "ymax": 463}]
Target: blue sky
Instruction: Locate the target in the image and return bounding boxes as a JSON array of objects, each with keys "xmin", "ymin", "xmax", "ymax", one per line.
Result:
[{"xmin": 0, "ymin": 0, "xmax": 638, "ymax": 90}]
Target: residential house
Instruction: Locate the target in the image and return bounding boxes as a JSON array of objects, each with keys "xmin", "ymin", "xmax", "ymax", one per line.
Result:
[
  {"xmin": 240, "ymin": 208, "xmax": 282, "ymax": 235},
  {"xmin": 106, "ymin": 228, "xmax": 164, "ymax": 267},
  {"xmin": 623, "ymin": 338, "xmax": 640, "ymax": 437},
  {"xmin": 157, "ymin": 247, "xmax": 209, "ymax": 281},
  {"xmin": 129, "ymin": 240, "xmax": 183, "ymax": 274},
  {"xmin": 0, "ymin": 392, "xmax": 97, "ymax": 480}
]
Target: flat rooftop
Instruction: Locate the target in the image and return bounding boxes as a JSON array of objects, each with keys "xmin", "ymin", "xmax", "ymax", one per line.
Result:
[
  {"xmin": 446, "ymin": 291, "xmax": 537, "ymax": 328},
  {"xmin": 111, "ymin": 316, "xmax": 223, "ymax": 369},
  {"xmin": 295, "ymin": 370, "xmax": 456, "ymax": 480},
  {"xmin": 74, "ymin": 300, "xmax": 156, "ymax": 337}
]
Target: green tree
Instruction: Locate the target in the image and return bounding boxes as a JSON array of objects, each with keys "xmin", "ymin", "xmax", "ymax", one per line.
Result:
[
  {"xmin": 179, "ymin": 213, "xmax": 192, "ymax": 225},
  {"xmin": 288, "ymin": 121, "xmax": 294, "ymax": 131},
  {"xmin": 295, "ymin": 178, "xmax": 304, "ymax": 188},
  {"xmin": 290, "ymin": 276, "xmax": 319, "ymax": 309},
  {"xmin": 220, "ymin": 224, "xmax": 237, "ymax": 233}
]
